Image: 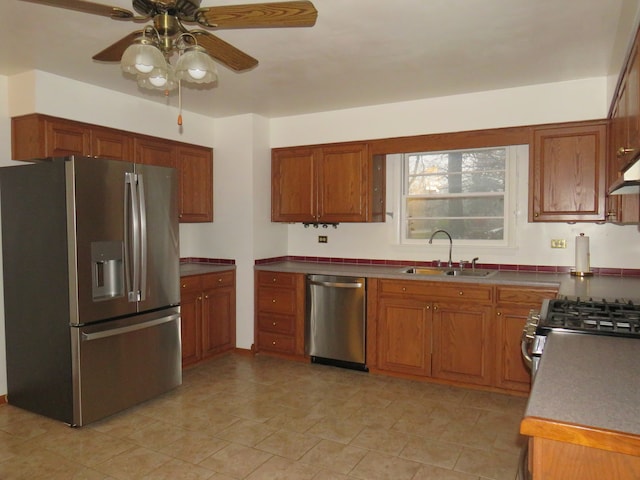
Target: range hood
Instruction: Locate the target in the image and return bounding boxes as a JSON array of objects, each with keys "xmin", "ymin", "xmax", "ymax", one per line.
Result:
[{"xmin": 609, "ymin": 159, "xmax": 640, "ymax": 195}]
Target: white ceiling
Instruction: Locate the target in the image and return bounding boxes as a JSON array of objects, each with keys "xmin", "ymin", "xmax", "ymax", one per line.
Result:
[{"xmin": 0, "ymin": 0, "xmax": 635, "ymax": 118}]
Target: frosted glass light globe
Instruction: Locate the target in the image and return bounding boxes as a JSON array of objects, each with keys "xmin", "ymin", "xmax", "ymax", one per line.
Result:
[{"xmin": 188, "ymin": 68, "xmax": 207, "ymax": 80}]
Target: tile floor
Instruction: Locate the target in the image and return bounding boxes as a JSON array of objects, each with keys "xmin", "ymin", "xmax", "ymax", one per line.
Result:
[{"xmin": 0, "ymin": 354, "xmax": 527, "ymax": 479}]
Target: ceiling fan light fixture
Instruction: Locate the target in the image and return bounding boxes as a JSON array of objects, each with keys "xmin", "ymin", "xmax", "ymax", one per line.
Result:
[
  {"xmin": 121, "ymin": 40, "xmax": 166, "ymax": 75},
  {"xmin": 138, "ymin": 66, "xmax": 177, "ymax": 91},
  {"xmin": 174, "ymin": 45, "xmax": 218, "ymax": 84}
]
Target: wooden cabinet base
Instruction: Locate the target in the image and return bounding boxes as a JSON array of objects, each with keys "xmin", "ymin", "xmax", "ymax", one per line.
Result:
[{"xmin": 530, "ymin": 437, "xmax": 640, "ymax": 480}]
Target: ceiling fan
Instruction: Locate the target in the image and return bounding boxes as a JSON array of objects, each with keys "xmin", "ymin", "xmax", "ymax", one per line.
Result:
[{"xmin": 20, "ymin": 0, "xmax": 317, "ymax": 78}]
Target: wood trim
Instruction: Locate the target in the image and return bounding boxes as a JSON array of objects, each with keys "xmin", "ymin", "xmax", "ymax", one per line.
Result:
[{"xmin": 521, "ymin": 416, "xmax": 640, "ymax": 457}]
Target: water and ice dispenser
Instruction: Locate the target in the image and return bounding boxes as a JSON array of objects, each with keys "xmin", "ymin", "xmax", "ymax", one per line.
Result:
[{"xmin": 91, "ymin": 241, "xmax": 124, "ymax": 300}]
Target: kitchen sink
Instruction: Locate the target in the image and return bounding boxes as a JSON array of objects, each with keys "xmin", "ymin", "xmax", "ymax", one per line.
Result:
[
  {"xmin": 402, "ymin": 267, "xmax": 447, "ymax": 275},
  {"xmin": 444, "ymin": 269, "xmax": 497, "ymax": 277},
  {"xmin": 402, "ymin": 267, "xmax": 497, "ymax": 278}
]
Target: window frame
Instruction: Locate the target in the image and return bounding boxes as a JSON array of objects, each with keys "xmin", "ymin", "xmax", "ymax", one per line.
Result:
[{"xmin": 399, "ymin": 145, "xmax": 519, "ymax": 247}]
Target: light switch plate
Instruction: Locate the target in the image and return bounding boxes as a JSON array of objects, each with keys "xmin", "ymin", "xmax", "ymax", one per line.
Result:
[
  {"xmin": 551, "ymin": 239, "xmax": 567, "ymax": 249},
  {"xmin": 318, "ymin": 236, "xmax": 328, "ymax": 243}
]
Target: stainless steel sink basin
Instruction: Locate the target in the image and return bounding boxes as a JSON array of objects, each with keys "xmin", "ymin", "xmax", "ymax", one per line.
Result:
[
  {"xmin": 402, "ymin": 267, "xmax": 447, "ymax": 275},
  {"xmin": 402, "ymin": 267, "xmax": 497, "ymax": 278},
  {"xmin": 444, "ymin": 269, "xmax": 497, "ymax": 277}
]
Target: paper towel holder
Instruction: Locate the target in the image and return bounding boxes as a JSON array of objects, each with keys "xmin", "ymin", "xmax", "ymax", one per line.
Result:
[{"xmin": 570, "ymin": 232, "xmax": 593, "ymax": 277}]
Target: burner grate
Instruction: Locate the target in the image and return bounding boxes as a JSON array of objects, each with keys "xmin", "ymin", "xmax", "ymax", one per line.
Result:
[{"xmin": 542, "ymin": 298, "xmax": 640, "ymax": 337}]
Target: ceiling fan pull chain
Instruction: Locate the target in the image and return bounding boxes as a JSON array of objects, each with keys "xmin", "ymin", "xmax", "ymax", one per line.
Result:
[{"xmin": 178, "ymin": 80, "xmax": 183, "ymax": 126}]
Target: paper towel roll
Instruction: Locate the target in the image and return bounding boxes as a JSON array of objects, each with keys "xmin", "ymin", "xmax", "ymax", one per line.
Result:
[{"xmin": 575, "ymin": 233, "xmax": 590, "ymax": 273}]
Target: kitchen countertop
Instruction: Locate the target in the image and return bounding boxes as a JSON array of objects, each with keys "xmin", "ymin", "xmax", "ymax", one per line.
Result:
[
  {"xmin": 520, "ymin": 331, "xmax": 640, "ymax": 455},
  {"xmin": 180, "ymin": 262, "xmax": 236, "ymax": 276},
  {"xmin": 255, "ymin": 261, "xmax": 640, "ymax": 301}
]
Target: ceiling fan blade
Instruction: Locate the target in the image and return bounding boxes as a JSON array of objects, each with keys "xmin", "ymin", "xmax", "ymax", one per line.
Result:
[
  {"xmin": 191, "ymin": 30, "xmax": 258, "ymax": 71},
  {"xmin": 20, "ymin": 0, "xmax": 135, "ymax": 19},
  {"xmin": 196, "ymin": 1, "xmax": 317, "ymax": 29},
  {"xmin": 93, "ymin": 30, "xmax": 144, "ymax": 62}
]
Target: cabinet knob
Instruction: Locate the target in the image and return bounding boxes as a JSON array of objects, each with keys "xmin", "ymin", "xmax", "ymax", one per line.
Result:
[
  {"xmin": 218, "ymin": 278, "xmax": 223, "ymax": 283},
  {"xmin": 434, "ymin": 305, "xmax": 438, "ymax": 311},
  {"xmin": 205, "ymin": 295, "xmax": 209, "ymax": 299},
  {"xmin": 617, "ymin": 147, "xmax": 634, "ymax": 157},
  {"xmin": 272, "ymin": 278, "xmax": 277, "ymax": 282},
  {"xmin": 272, "ymin": 322, "xmax": 277, "ymax": 326},
  {"xmin": 458, "ymin": 291, "xmax": 463, "ymax": 296},
  {"xmin": 497, "ymin": 311, "xmax": 502, "ymax": 316},
  {"xmin": 534, "ymin": 212, "xmax": 539, "ymax": 218},
  {"xmin": 182, "ymin": 284, "xmax": 186, "ymax": 288},
  {"xmin": 425, "ymin": 305, "xmax": 430, "ymax": 310},
  {"xmin": 272, "ymin": 299, "xmax": 276, "ymax": 303},
  {"xmin": 272, "ymin": 341, "xmax": 276, "ymax": 345},
  {"xmin": 197, "ymin": 296, "xmax": 202, "ymax": 301},
  {"xmin": 402, "ymin": 287, "xmax": 406, "ymax": 292}
]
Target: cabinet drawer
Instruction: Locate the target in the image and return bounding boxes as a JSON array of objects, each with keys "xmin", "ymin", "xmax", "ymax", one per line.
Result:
[
  {"xmin": 257, "ymin": 314, "xmax": 295, "ymax": 335},
  {"xmin": 257, "ymin": 271, "xmax": 297, "ymax": 288},
  {"xmin": 496, "ymin": 286, "xmax": 557, "ymax": 305},
  {"xmin": 257, "ymin": 332, "xmax": 296, "ymax": 353},
  {"xmin": 428, "ymin": 283, "xmax": 493, "ymax": 302},
  {"xmin": 379, "ymin": 279, "xmax": 492, "ymax": 302},
  {"xmin": 202, "ymin": 270, "xmax": 235, "ymax": 289},
  {"xmin": 180, "ymin": 275, "xmax": 202, "ymax": 293},
  {"xmin": 257, "ymin": 287, "xmax": 297, "ymax": 314},
  {"xmin": 379, "ymin": 279, "xmax": 431, "ymax": 297}
]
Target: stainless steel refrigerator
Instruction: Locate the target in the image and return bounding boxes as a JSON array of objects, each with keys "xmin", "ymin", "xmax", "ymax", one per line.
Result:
[{"xmin": 0, "ymin": 156, "xmax": 181, "ymax": 426}]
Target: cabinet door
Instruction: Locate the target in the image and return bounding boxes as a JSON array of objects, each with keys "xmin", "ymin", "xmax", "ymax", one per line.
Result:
[
  {"xmin": 180, "ymin": 289, "xmax": 202, "ymax": 367},
  {"xmin": 46, "ymin": 118, "xmax": 91, "ymax": 157},
  {"xmin": 91, "ymin": 127, "xmax": 133, "ymax": 161},
  {"xmin": 177, "ymin": 145, "xmax": 213, "ymax": 222},
  {"xmin": 495, "ymin": 306, "xmax": 531, "ymax": 392},
  {"xmin": 271, "ymin": 148, "xmax": 316, "ymax": 222},
  {"xmin": 530, "ymin": 122, "xmax": 606, "ymax": 222},
  {"xmin": 202, "ymin": 286, "xmax": 235, "ymax": 358},
  {"xmin": 432, "ymin": 302, "xmax": 493, "ymax": 386},
  {"xmin": 317, "ymin": 143, "xmax": 369, "ymax": 222},
  {"xmin": 134, "ymin": 137, "xmax": 177, "ymax": 168},
  {"xmin": 377, "ymin": 296, "xmax": 432, "ymax": 376}
]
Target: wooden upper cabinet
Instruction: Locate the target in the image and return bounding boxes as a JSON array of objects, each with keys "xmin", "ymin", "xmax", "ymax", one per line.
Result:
[
  {"xmin": 12, "ymin": 114, "xmax": 90, "ymax": 159},
  {"xmin": 91, "ymin": 127, "xmax": 133, "ymax": 161},
  {"xmin": 606, "ymin": 29, "xmax": 640, "ymax": 224},
  {"xmin": 177, "ymin": 145, "xmax": 213, "ymax": 222},
  {"xmin": 271, "ymin": 147, "xmax": 316, "ymax": 222},
  {"xmin": 11, "ymin": 114, "xmax": 213, "ymax": 223},
  {"xmin": 271, "ymin": 142, "xmax": 385, "ymax": 223},
  {"xmin": 134, "ymin": 136, "xmax": 177, "ymax": 168},
  {"xmin": 529, "ymin": 120, "xmax": 607, "ymax": 222}
]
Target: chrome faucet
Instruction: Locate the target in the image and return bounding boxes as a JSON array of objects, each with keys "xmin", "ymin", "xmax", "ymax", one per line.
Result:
[{"xmin": 428, "ymin": 229, "xmax": 453, "ymax": 268}]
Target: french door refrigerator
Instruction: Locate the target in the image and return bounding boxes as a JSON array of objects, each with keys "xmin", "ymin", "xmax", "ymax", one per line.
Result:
[{"xmin": 0, "ymin": 156, "xmax": 181, "ymax": 426}]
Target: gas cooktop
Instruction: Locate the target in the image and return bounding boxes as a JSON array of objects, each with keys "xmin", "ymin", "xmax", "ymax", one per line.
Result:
[{"xmin": 538, "ymin": 297, "xmax": 640, "ymax": 337}]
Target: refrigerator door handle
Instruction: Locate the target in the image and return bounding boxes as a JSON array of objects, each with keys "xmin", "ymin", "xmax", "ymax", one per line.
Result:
[
  {"xmin": 137, "ymin": 173, "xmax": 147, "ymax": 301},
  {"xmin": 81, "ymin": 313, "xmax": 180, "ymax": 341},
  {"xmin": 125, "ymin": 172, "xmax": 141, "ymax": 302}
]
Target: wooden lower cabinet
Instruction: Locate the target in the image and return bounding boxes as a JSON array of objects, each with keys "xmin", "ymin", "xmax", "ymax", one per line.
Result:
[
  {"xmin": 180, "ymin": 270, "xmax": 236, "ymax": 367},
  {"xmin": 432, "ymin": 301, "xmax": 494, "ymax": 386},
  {"xmin": 495, "ymin": 286, "xmax": 559, "ymax": 392},
  {"xmin": 373, "ymin": 279, "xmax": 557, "ymax": 392},
  {"xmin": 254, "ymin": 271, "xmax": 305, "ymax": 357},
  {"xmin": 377, "ymin": 296, "xmax": 432, "ymax": 376},
  {"xmin": 529, "ymin": 436, "xmax": 640, "ymax": 480}
]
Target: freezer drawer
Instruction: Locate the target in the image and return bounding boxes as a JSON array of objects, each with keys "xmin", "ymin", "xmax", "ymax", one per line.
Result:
[
  {"xmin": 72, "ymin": 307, "xmax": 182, "ymax": 426},
  {"xmin": 306, "ymin": 275, "xmax": 367, "ymax": 370}
]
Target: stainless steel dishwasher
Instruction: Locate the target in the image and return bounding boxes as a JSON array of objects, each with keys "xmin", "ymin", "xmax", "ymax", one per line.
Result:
[{"xmin": 305, "ymin": 274, "xmax": 367, "ymax": 371}]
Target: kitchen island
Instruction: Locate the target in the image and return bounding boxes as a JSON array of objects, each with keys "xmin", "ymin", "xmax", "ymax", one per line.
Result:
[{"xmin": 520, "ymin": 331, "xmax": 640, "ymax": 479}]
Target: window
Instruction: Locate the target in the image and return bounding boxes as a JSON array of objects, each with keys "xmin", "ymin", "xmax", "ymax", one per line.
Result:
[{"xmin": 401, "ymin": 146, "xmax": 515, "ymax": 245}]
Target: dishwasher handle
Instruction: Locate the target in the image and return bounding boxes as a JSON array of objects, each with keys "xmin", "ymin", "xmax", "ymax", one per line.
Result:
[{"xmin": 309, "ymin": 280, "xmax": 364, "ymax": 289}]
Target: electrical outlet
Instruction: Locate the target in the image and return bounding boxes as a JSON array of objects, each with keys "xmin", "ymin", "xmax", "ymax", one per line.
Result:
[
  {"xmin": 551, "ymin": 239, "xmax": 567, "ymax": 249},
  {"xmin": 318, "ymin": 236, "xmax": 328, "ymax": 243}
]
